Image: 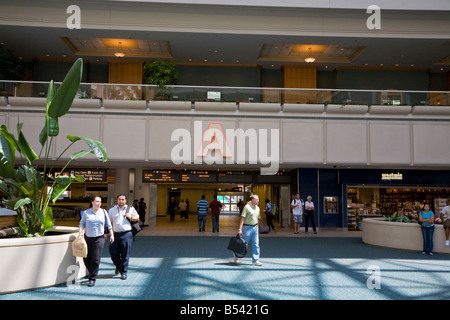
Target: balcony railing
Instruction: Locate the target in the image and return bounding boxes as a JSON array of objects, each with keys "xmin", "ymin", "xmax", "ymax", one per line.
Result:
[{"xmin": 1, "ymin": 80, "xmax": 449, "ymax": 107}]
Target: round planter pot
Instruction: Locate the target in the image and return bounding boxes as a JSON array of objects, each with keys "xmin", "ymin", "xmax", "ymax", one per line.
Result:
[
  {"xmin": 0, "ymin": 226, "xmax": 88, "ymax": 294},
  {"xmin": 362, "ymin": 218, "xmax": 450, "ymax": 254}
]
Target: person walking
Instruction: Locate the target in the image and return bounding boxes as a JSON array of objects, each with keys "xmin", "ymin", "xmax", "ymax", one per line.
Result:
[
  {"xmin": 79, "ymin": 195, "xmax": 114, "ymax": 287},
  {"xmin": 209, "ymin": 195, "xmax": 222, "ymax": 232},
  {"xmin": 304, "ymin": 195, "xmax": 317, "ymax": 234},
  {"xmin": 108, "ymin": 194, "xmax": 139, "ymax": 280},
  {"xmin": 419, "ymin": 203, "xmax": 435, "ymax": 255},
  {"xmin": 167, "ymin": 197, "xmax": 178, "ymax": 221},
  {"xmin": 291, "ymin": 193, "xmax": 304, "ymax": 234},
  {"xmin": 440, "ymin": 199, "xmax": 450, "ymax": 247},
  {"xmin": 197, "ymin": 195, "xmax": 208, "ymax": 232},
  {"xmin": 138, "ymin": 198, "xmax": 147, "ymax": 228},
  {"xmin": 264, "ymin": 198, "xmax": 276, "ymax": 232},
  {"xmin": 179, "ymin": 199, "xmax": 188, "ymax": 221},
  {"xmin": 235, "ymin": 194, "xmax": 262, "ymax": 266}
]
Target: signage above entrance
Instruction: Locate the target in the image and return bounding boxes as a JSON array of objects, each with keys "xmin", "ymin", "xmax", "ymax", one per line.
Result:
[{"xmin": 381, "ymin": 172, "xmax": 403, "ymax": 181}]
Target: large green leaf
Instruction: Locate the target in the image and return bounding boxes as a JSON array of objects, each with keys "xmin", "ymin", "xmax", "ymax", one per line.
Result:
[
  {"xmin": 50, "ymin": 176, "xmax": 71, "ymax": 204},
  {"xmin": 40, "ymin": 206, "xmax": 54, "ymax": 235},
  {"xmin": 0, "ymin": 126, "xmax": 17, "ymax": 166},
  {"xmin": 47, "ymin": 58, "xmax": 83, "ymax": 119},
  {"xmin": 39, "ymin": 80, "xmax": 57, "ymax": 146},
  {"xmin": 17, "ymin": 123, "xmax": 38, "ymax": 164},
  {"xmin": 67, "ymin": 135, "xmax": 108, "ymax": 162}
]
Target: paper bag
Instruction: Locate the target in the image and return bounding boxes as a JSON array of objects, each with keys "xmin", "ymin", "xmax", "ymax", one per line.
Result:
[{"xmin": 72, "ymin": 235, "xmax": 88, "ymax": 258}]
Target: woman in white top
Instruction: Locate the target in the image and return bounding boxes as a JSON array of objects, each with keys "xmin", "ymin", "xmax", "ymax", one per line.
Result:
[{"xmin": 304, "ymin": 195, "xmax": 317, "ymax": 234}]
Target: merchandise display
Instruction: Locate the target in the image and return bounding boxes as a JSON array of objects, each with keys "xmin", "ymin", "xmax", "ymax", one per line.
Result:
[{"xmin": 346, "ymin": 187, "xmax": 450, "ymax": 230}]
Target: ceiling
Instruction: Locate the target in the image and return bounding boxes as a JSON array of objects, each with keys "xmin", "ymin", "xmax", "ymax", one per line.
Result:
[{"xmin": 0, "ymin": 2, "xmax": 449, "ymax": 74}]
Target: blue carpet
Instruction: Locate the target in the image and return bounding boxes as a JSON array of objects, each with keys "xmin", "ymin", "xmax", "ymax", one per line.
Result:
[{"xmin": 1, "ymin": 236, "xmax": 449, "ymax": 300}]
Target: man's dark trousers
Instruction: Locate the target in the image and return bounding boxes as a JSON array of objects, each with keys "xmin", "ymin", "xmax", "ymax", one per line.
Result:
[{"xmin": 109, "ymin": 230, "xmax": 133, "ymax": 275}]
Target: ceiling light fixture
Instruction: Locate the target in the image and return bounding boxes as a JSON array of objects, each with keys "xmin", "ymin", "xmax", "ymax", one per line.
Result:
[
  {"xmin": 114, "ymin": 42, "xmax": 125, "ymax": 58},
  {"xmin": 304, "ymin": 47, "xmax": 315, "ymax": 63}
]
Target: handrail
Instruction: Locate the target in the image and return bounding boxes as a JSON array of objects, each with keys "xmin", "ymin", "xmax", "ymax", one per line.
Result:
[
  {"xmin": 1, "ymin": 80, "xmax": 449, "ymax": 106},
  {"xmin": 1, "ymin": 79, "xmax": 449, "ymax": 94}
]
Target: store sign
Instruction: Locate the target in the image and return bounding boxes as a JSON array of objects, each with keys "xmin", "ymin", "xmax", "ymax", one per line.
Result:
[{"xmin": 381, "ymin": 172, "xmax": 403, "ymax": 181}]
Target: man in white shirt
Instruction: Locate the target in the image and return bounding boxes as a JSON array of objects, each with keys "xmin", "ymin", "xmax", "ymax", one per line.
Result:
[
  {"xmin": 108, "ymin": 194, "xmax": 140, "ymax": 280},
  {"xmin": 291, "ymin": 193, "xmax": 304, "ymax": 234},
  {"xmin": 440, "ymin": 199, "xmax": 450, "ymax": 246}
]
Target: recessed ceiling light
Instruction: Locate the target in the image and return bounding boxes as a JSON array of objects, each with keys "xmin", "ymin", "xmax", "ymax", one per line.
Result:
[
  {"xmin": 188, "ymin": 58, "xmax": 192, "ymax": 62},
  {"xmin": 410, "ymin": 64, "xmax": 415, "ymax": 67},
  {"xmin": 203, "ymin": 59, "xmax": 208, "ymax": 62},
  {"xmin": 395, "ymin": 64, "xmax": 399, "ymax": 67},
  {"xmin": 379, "ymin": 63, "xmax": 384, "ymax": 66},
  {"xmin": 235, "ymin": 59, "xmax": 240, "ymax": 63},
  {"xmin": 364, "ymin": 63, "xmax": 369, "ymax": 66}
]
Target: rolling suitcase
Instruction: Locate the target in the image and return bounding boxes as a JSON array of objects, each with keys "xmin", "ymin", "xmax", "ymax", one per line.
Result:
[{"xmin": 259, "ymin": 225, "xmax": 270, "ymax": 234}]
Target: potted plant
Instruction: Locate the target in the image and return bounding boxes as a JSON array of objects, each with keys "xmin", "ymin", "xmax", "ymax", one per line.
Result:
[
  {"xmin": 0, "ymin": 58, "xmax": 108, "ymax": 293},
  {"xmin": 143, "ymin": 59, "xmax": 178, "ymax": 100},
  {"xmin": 0, "ymin": 58, "xmax": 108, "ymax": 237},
  {"xmin": 0, "ymin": 43, "xmax": 25, "ymax": 96}
]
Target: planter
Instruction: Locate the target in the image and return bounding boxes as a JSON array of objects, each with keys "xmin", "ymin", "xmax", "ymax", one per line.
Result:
[
  {"xmin": 0, "ymin": 226, "xmax": 88, "ymax": 294},
  {"xmin": 362, "ymin": 218, "xmax": 450, "ymax": 254}
]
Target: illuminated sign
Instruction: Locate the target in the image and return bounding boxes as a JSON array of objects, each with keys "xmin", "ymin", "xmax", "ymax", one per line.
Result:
[
  {"xmin": 142, "ymin": 170, "xmax": 179, "ymax": 182},
  {"xmin": 381, "ymin": 172, "xmax": 403, "ymax": 181}
]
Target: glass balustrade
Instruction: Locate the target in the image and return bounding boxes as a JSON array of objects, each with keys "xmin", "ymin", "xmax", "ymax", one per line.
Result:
[{"xmin": 1, "ymin": 80, "xmax": 449, "ymax": 107}]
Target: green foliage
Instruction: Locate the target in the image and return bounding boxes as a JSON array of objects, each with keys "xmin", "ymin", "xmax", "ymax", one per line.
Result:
[
  {"xmin": 0, "ymin": 58, "xmax": 109, "ymax": 237},
  {"xmin": 0, "ymin": 43, "xmax": 24, "ymax": 80},
  {"xmin": 143, "ymin": 59, "xmax": 178, "ymax": 88},
  {"xmin": 383, "ymin": 212, "xmax": 418, "ymax": 224}
]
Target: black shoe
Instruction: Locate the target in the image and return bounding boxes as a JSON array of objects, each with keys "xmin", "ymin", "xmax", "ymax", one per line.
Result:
[
  {"xmin": 88, "ymin": 280, "xmax": 96, "ymax": 287},
  {"xmin": 115, "ymin": 267, "xmax": 119, "ymax": 275},
  {"xmin": 199, "ymin": 228, "xmax": 202, "ymax": 232},
  {"xmin": 121, "ymin": 273, "xmax": 127, "ymax": 280}
]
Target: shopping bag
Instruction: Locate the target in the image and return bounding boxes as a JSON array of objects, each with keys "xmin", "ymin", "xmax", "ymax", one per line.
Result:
[
  {"xmin": 72, "ymin": 235, "xmax": 88, "ymax": 258},
  {"xmin": 227, "ymin": 233, "xmax": 248, "ymax": 258},
  {"xmin": 259, "ymin": 225, "xmax": 270, "ymax": 234}
]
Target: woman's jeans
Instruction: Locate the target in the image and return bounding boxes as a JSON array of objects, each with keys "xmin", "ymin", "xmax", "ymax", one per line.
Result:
[
  {"xmin": 236, "ymin": 225, "xmax": 260, "ymax": 263},
  {"xmin": 421, "ymin": 225, "xmax": 435, "ymax": 253}
]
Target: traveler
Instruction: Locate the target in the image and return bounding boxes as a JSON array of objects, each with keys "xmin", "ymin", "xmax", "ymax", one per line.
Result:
[
  {"xmin": 167, "ymin": 197, "xmax": 178, "ymax": 221},
  {"xmin": 209, "ymin": 195, "xmax": 222, "ymax": 232},
  {"xmin": 179, "ymin": 199, "xmax": 188, "ymax": 221},
  {"xmin": 304, "ymin": 195, "xmax": 317, "ymax": 234},
  {"xmin": 264, "ymin": 198, "xmax": 276, "ymax": 232},
  {"xmin": 440, "ymin": 199, "xmax": 450, "ymax": 247},
  {"xmin": 197, "ymin": 195, "xmax": 208, "ymax": 232},
  {"xmin": 79, "ymin": 195, "xmax": 114, "ymax": 287},
  {"xmin": 138, "ymin": 198, "xmax": 147, "ymax": 228},
  {"xmin": 236, "ymin": 194, "xmax": 262, "ymax": 266},
  {"xmin": 291, "ymin": 193, "xmax": 304, "ymax": 234},
  {"xmin": 108, "ymin": 194, "xmax": 139, "ymax": 280},
  {"xmin": 419, "ymin": 203, "xmax": 435, "ymax": 255}
]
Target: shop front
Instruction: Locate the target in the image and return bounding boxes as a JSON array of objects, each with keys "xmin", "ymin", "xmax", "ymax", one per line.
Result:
[{"xmin": 298, "ymin": 168, "xmax": 450, "ymax": 231}]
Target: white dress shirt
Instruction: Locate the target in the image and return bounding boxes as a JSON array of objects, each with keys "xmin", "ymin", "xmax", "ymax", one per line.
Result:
[{"xmin": 108, "ymin": 205, "xmax": 139, "ymax": 233}]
